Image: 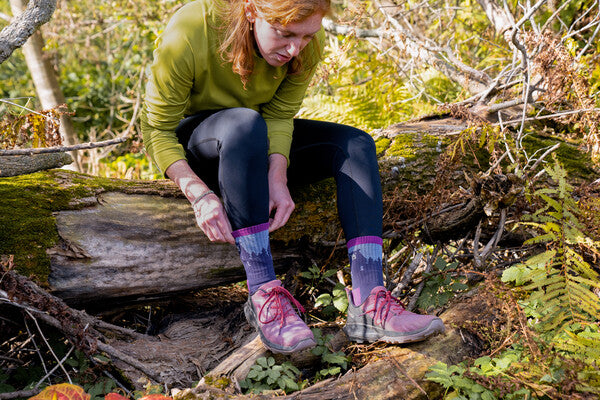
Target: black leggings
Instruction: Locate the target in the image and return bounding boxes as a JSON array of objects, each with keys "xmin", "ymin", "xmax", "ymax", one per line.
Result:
[{"xmin": 175, "ymin": 108, "xmax": 382, "ymax": 240}]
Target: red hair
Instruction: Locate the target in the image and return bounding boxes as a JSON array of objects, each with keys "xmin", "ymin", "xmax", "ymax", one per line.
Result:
[{"xmin": 217, "ymin": 0, "xmax": 330, "ymax": 87}]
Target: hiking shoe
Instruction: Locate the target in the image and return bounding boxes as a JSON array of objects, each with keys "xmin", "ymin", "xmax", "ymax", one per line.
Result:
[
  {"xmin": 343, "ymin": 286, "xmax": 445, "ymax": 344},
  {"xmin": 244, "ymin": 280, "xmax": 316, "ymax": 354}
]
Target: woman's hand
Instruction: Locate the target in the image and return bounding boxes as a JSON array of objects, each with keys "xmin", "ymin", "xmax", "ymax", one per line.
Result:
[
  {"xmin": 192, "ymin": 193, "xmax": 234, "ymax": 244},
  {"xmin": 268, "ymin": 154, "xmax": 294, "ymax": 232},
  {"xmin": 166, "ymin": 160, "xmax": 234, "ymax": 244}
]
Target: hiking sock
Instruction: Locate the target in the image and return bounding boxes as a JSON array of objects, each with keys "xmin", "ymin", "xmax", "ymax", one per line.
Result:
[
  {"xmin": 233, "ymin": 222, "xmax": 276, "ymax": 295},
  {"xmin": 348, "ymin": 236, "xmax": 384, "ymax": 305}
]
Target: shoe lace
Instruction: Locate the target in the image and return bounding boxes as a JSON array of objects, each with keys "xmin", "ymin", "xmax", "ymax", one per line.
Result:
[
  {"xmin": 363, "ymin": 289, "xmax": 406, "ymax": 327},
  {"xmin": 258, "ymin": 286, "xmax": 305, "ymax": 328}
]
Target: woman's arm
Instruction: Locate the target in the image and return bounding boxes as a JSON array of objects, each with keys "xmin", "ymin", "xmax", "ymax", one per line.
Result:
[{"xmin": 166, "ymin": 160, "xmax": 234, "ymax": 244}]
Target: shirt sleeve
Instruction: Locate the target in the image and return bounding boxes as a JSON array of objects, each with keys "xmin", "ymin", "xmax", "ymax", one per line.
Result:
[
  {"xmin": 260, "ymin": 29, "xmax": 325, "ymax": 163},
  {"xmin": 141, "ymin": 14, "xmax": 198, "ymax": 174}
]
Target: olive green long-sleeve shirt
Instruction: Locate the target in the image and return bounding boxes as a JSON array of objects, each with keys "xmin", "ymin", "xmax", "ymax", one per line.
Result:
[{"xmin": 141, "ymin": 0, "xmax": 323, "ymax": 173}]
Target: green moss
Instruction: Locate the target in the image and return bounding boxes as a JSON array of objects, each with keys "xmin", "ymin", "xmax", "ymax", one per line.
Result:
[
  {"xmin": 0, "ymin": 169, "xmax": 168, "ymax": 284},
  {"xmin": 385, "ymin": 132, "xmax": 443, "ymax": 160},
  {"xmin": 521, "ymin": 135, "xmax": 599, "ymax": 182},
  {"xmin": 375, "ymin": 137, "xmax": 391, "ymax": 156},
  {"xmin": 203, "ymin": 375, "xmax": 231, "ymax": 390}
]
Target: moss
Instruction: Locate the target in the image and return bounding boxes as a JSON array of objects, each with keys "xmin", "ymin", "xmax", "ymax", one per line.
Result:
[
  {"xmin": 521, "ymin": 135, "xmax": 599, "ymax": 182},
  {"xmin": 375, "ymin": 137, "xmax": 391, "ymax": 156},
  {"xmin": 385, "ymin": 132, "xmax": 443, "ymax": 160},
  {"xmin": 0, "ymin": 169, "xmax": 174, "ymax": 284},
  {"xmin": 203, "ymin": 375, "xmax": 231, "ymax": 390}
]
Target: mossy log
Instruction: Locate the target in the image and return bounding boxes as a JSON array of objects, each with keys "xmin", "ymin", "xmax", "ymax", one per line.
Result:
[{"xmin": 1, "ymin": 117, "xmax": 596, "ymax": 305}]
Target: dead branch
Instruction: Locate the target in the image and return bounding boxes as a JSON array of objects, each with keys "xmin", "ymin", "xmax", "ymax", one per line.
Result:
[
  {"xmin": 322, "ymin": 17, "xmax": 381, "ymax": 38},
  {"xmin": 0, "ymin": 0, "xmax": 57, "ymax": 64},
  {"xmin": 373, "ymin": 0, "xmax": 492, "ymax": 94},
  {"xmin": 392, "ymin": 251, "xmax": 423, "ymax": 296},
  {"xmin": 0, "ymin": 135, "xmax": 129, "ymax": 156},
  {"xmin": 0, "ymin": 390, "xmax": 41, "ymax": 400},
  {"xmin": 0, "ymin": 264, "xmax": 161, "ymax": 383}
]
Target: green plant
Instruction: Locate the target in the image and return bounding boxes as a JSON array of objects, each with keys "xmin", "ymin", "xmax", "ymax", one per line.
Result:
[
  {"xmin": 425, "ymin": 161, "xmax": 600, "ymax": 398},
  {"xmin": 240, "ymin": 357, "xmax": 306, "ymax": 394},
  {"xmin": 416, "ymin": 257, "xmax": 469, "ymax": 310},
  {"xmin": 310, "ymin": 328, "xmax": 350, "ymax": 380},
  {"xmin": 314, "ymin": 282, "xmax": 349, "ymax": 316},
  {"xmin": 299, "ymin": 264, "xmax": 338, "ymax": 284}
]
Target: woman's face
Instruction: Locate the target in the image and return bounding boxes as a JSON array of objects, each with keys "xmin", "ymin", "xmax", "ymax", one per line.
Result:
[{"xmin": 251, "ymin": 11, "xmax": 323, "ymax": 67}]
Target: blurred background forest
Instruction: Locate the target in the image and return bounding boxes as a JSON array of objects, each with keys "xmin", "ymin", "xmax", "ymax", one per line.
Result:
[{"xmin": 1, "ymin": 0, "xmax": 600, "ymax": 399}]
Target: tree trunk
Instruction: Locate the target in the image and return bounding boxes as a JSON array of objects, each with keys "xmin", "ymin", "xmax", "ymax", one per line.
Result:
[
  {"xmin": 9, "ymin": 0, "xmax": 81, "ymax": 171},
  {"xmin": 0, "ymin": 118, "xmax": 538, "ymax": 306}
]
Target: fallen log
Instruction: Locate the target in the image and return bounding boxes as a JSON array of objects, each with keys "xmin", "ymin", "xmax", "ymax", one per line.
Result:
[{"xmin": 2, "ymin": 117, "xmax": 591, "ymax": 305}]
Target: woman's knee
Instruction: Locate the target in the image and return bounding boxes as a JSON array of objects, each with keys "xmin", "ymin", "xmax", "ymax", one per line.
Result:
[
  {"xmin": 220, "ymin": 108, "xmax": 268, "ymax": 155},
  {"xmin": 343, "ymin": 127, "xmax": 376, "ymax": 157}
]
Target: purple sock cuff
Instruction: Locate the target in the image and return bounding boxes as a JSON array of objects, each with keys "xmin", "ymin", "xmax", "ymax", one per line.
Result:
[
  {"xmin": 347, "ymin": 236, "xmax": 383, "ymax": 250},
  {"xmin": 232, "ymin": 222, "xmax": 270, "ymax": 238}
]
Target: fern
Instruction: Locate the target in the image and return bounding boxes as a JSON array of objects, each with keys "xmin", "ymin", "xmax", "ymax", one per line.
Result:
[
  {"xmin": 502, "ymin": 160, "xmax": 600, "ymax": 371},
  {"xmin": 429, "ymin": 161, "xmax": 600, "ymax": 399}
]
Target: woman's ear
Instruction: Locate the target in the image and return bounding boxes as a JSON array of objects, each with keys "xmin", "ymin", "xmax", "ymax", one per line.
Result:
[{"xmin": 244, "ymin": 0, "xmax": 256, "ymax": 23}]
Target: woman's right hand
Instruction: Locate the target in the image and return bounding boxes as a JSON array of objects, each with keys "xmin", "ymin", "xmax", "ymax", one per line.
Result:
[
  {"xmin": 192, "ymin": 193, "xmax": 235, "ymax": 244},
  {"xmin": 166, "ymin": 159, "xmax": 235, "ymax": 244}
]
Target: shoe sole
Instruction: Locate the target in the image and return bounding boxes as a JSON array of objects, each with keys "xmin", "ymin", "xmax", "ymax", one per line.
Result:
[
  {"xmin": 243, "ymin": 300, "xmax": 316, "ymax": 354},
  {"xmin": 344, "ymin": 317, "xmax": 446, "ymax": 344}
]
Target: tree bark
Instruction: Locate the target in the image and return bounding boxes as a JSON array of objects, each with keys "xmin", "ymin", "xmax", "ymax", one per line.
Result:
[
  {"xmin": 0, "ymin": 152, "xmax": 71, "ymax": 177},
  {"xmin": 0, "ymin": 118, "xmax": 528, "ymax": 306},
  {"xmin": 9, "ymin": 0, "xmax": 81, "ymax": 170},
  {"xmin": 0, "ymin": 0, "xmax": 57, "ymax": 64}
]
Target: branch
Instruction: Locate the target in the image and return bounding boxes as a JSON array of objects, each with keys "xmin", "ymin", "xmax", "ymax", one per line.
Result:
[
  {"xmin": 0, "ymin": 0, "xmax": 58, "ymax": 64},
  {"xmin": 373, "ymin": 0, "xmax": 492, "ymax": 94},
  {"xmin": 0, "ymin": 266, "xmax": 160, "ymax": 382},
  {"xmin": 0, "ymin": 390, "xmax": 41, "ymax": 400},
  {"xmin": 322, "ymin": 17, "xmax": 382, "ymax": 38},
  {"xmin": 0, "ymin": 136, "xmax": 129, "ymax": 156}
]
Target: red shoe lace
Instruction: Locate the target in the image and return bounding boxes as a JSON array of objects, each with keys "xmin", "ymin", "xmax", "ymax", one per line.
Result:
[
  {"xmin": 363, "ymin": 289, "xmax": 406, "ymax": 327},
  {"xmin": 258, "ymin": 286, "xmax": 306, "ymax": 328}
]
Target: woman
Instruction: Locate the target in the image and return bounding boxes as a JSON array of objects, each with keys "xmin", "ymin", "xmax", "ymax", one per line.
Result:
[{"xmin": 142, "ymin": 0, "xmax": 445, "ymax": 354}]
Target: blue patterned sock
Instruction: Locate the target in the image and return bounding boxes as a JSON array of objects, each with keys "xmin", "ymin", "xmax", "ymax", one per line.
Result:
[
  {"xmin": 233, "ymin": 223, "xmax": 276, "ymax": 295},
  {"xmin": 348, "ymin": 236, "xmax": 384, "ymax": 305}
]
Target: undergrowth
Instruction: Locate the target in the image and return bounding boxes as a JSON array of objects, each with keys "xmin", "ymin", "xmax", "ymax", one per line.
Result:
[{"xmin": 425, "ymin": 161, "xmax": 600, "ymax": 399}]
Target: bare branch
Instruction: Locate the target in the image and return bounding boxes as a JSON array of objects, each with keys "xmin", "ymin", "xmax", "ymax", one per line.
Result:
[
  {"xmin": 528, "ymin": 142, "xmax": 561, "ymax": 172},
  {"xmin": 0, "ymin": 0, "xmax": 58, "ymax": 64},
  {"xmin": 0, "ymin": 135, "xmax": 129, "ymax": 156},
  {"xmin": 0, "ymin": 390, "xmax": 41, "ymax": 400},
  {"xmin": 322, "ymin": 17, "xmax": 381, "ymax": 38}
]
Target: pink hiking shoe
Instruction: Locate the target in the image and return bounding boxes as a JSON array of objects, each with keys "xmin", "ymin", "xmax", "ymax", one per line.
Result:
[
  {"xmin": 343, "ymin": 286, "xmax": 445, "ymax": 343},
  {"xmin": 244, "ymin": 280, "xmax": 316, "ymax": 354}
]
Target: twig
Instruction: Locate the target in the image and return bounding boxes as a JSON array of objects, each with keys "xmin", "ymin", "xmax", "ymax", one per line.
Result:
[
  {"xmin": 1, "ymin": 269, "xmax": 160, "ymax": 382},
  {"xmin": 386, "ymin": 352, "xmax": 429, "ymax": 397},
  {"xmin": 322, "ymin": 17, "xmax": 382, "ymax": 38},
  {"xmin": 27, "ymin": 310, "xmax": 73, "ymax": 384},
  {"xmin": 392, "ymin": 251, "xmax": 424, "ymax": 296},
  {"xmin": 495, "ymin": 108, "xmax": 600, "ymax": 126},
  {"xmin": 473, "ymin": 220, "xmax": 483, "ymax": 269},
  {"xmin": 479, "ymin": 209, "xmax": 508, "ymax": 261},
  {"xmin": 0, "ymin": 136, "xmax": 129, "ymax": 156},
  {"xmin": 35, "ymin": 345, "xmax": 76, "ymax": 389},
  {"xmin": 24, "ymin": 318, "xmax": 50, "ymax": 385},
  {"xmin": 0, "ymin": 390, "xmax": 41, "ymax": 400},
  {"xmin": 528, "ymin": 142, "xmax": 561, "ymax": 172},
  {"xmin": 541, "ymin": 0, "xmax": 577, "ymax": 31},
  {"xmin": 407, "ymin": 244, "xmax": 439, "ymax": 311}
]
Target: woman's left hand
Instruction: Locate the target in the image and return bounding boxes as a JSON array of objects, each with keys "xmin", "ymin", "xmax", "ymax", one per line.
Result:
[{"xmin": 268, "ymin": 154, "xmax": 295, "ymax": 232}]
